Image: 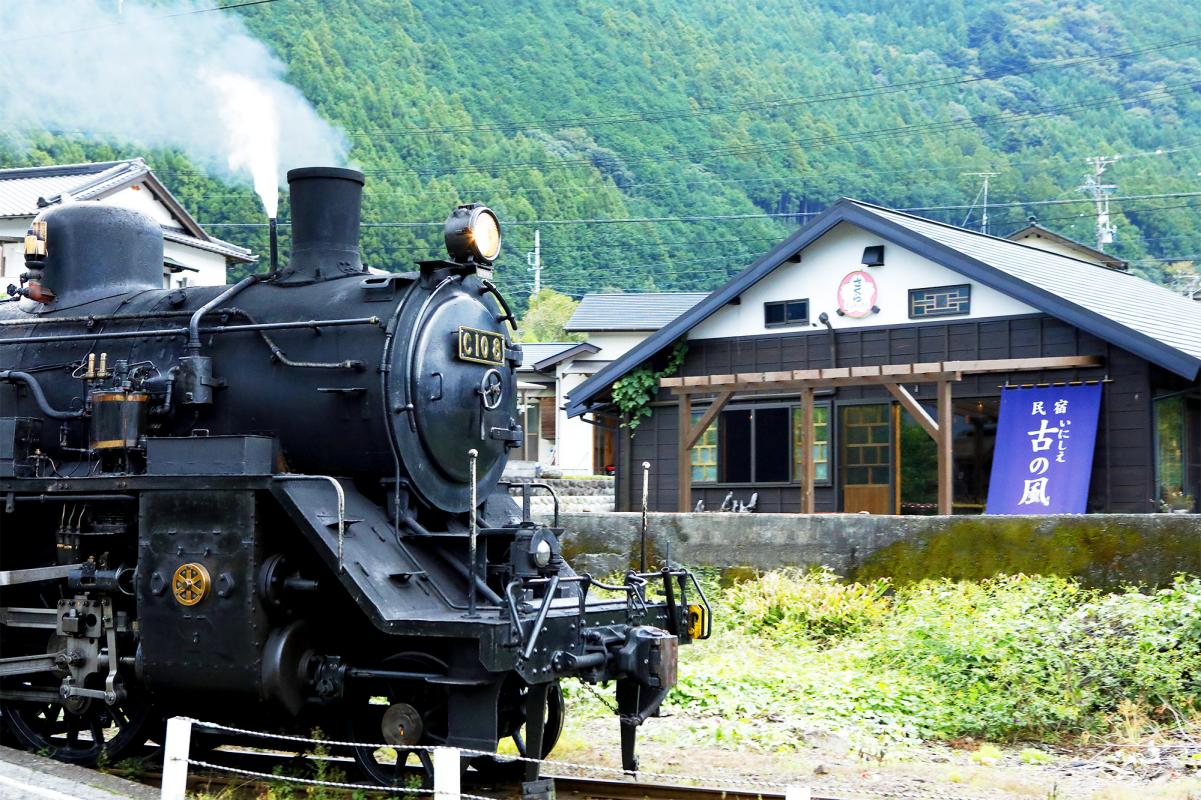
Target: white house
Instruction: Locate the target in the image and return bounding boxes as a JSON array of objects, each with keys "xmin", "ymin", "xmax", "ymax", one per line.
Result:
[
  {"xmin": 0, "ymin": 159, "xmax": 252, "ymax": 289},
  {"xmin": 510, "ymin": 293, "xmax": 706, "ymax": 475}
]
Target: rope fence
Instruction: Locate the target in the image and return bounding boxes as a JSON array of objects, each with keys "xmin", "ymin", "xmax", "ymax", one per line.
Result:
[
  {"xmin": 159, "ymin": 715, "xmax": 1167, "ymax": 800},
  {"xmin": 159, "ymin": 716, "xmax": 814, "ymax": 800}
]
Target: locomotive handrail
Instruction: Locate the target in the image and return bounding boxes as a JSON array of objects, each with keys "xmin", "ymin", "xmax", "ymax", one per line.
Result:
[
  {"xmin": 275, "ymin": 474, "xmax": 346, "ymax": 572},
  {"xmin": 0, "ymin": 316, "xmax": 382, "ymax": 346},
  {"xmin": 479, "ymin": 278, "xmax": 518, "ymax": 330}
]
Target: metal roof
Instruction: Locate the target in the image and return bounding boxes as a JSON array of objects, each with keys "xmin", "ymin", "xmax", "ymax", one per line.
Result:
[
  {"xmin": 0, "ymin": 160, "xmax": 124, "ymax": 216},
  {"xmin": 566, "ymin": 198, "xmax": 1201, "ymax": 417},
  {"xmin": 533, "ymin": 342, "xmax": 600, "ymax": 371},
  {"xmin": 564, "ymin": 292, "xmax": 708, "ymax": 331},
  {"xmin": 517, "ymin": 342, "xmax": 581, "ymax": 371},
  {"xmin": 0, "ymin": 159, "xmax": 252, "ymax": 263}
]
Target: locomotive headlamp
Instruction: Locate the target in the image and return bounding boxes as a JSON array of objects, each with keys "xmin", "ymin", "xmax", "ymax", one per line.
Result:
[
  {"xmin": 444, "ymin": 203, "xmax": 502, "ymax": 265},
  {"xmin": 533, "ymin": 537, "xmax": 553, "ymax": 568},
  {"xmin": 519, "ymin": 529, "xmax": 560, "ymax": 575}
]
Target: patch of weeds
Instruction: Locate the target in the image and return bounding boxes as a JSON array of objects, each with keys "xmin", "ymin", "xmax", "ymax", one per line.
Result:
[{"xmin": 1019, "ymin": 747, "xmax": 1055, "ymax": 765}]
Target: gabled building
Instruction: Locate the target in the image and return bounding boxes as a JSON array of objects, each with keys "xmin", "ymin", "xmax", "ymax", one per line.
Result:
[
  {"xmin": 0, "ymin": 159, "xmax": 253, "ymax": 288},
  {"xmin": 1005, "ymin": 218, "xmax": 1128, "ymax": 271},
  {"xmin": 509, "ymin": 293, "xmax": 706, "ymax": 475},
  {"xmin": 567, "ymin": 200, "xmax": 1201, "ymax": 514}
]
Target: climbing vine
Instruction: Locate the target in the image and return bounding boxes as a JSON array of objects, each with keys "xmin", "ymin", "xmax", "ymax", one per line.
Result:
[{"xmin": 611, "ymin": 341, "xmax": 688, "ymax": 431}]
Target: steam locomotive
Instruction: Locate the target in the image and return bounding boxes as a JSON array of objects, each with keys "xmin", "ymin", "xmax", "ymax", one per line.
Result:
[{"xmin": 0, "ymin": 167, "xmax": 709, "ymax": 790}]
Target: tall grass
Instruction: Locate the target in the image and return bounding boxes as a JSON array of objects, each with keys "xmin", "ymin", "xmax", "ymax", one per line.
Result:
[{"xmin": 667, "ymin": 571, "xmax": 1201, "ymax": 744}]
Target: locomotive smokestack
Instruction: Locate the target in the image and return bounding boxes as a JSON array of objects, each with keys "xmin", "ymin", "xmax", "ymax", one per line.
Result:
[{"xmin": 279, "ymin": 166, "xmax": 365, "ymax": 284}]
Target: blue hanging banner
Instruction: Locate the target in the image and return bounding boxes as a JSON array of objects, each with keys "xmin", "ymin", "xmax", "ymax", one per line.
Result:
[{"xmin": 985, "ymin": 383, "xmax": 1102, "ymax": 515}]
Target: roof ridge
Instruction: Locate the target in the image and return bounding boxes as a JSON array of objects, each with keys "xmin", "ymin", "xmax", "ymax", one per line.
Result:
[
  {"xmin": 845, "ymin": 198, "xmax": 1138, "ymax": 275},
  {"xmin": 0, "ymin": 160, "xmax": 135, "ymax": 180},
  {"xmin": 579, "ymin": 291, "xmax": 710, "ymax": 297}
]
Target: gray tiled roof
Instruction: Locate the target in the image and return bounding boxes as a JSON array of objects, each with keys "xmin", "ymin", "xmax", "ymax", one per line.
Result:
[
  {"xmin": 0, "ymin": 161, "xmax": 133, "ymax": 218},
  {"xmin": 564, "ymin": 292, "xmax": 708, "ymax": 331},
  {"xmin": 0, "ymin": 159, "xmax": 252, "ymax": 263}
]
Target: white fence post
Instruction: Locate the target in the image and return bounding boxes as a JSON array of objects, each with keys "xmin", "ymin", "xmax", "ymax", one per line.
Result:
[
  {"xmin": 785, "ymin": 786, "xmax": 811, "ymax": 800},
  {"xmin": 432, "ymin": 746, "xmax": 461, "ymax": 800},
  {"xmin": 160, "ymin": 716, "xmax": 193, "ymax": 800}
]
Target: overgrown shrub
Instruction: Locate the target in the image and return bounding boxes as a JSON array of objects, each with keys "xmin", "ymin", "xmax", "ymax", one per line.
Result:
[
  {"xmin": 723, "ymin": 568, "xmax": 891, "ymax": 641},
  {"xmin": 657, "ymin": 572, "xmax": 1201, "ymax": 746}
]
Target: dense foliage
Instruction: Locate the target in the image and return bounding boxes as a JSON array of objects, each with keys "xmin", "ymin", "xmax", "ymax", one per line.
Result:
[
  {"xmin": 611, "ymin": 341, "xmax": 687, "ymax": 429},
  {"xmin": 516, "ymin": 289, "xmax": 585, "ymax": 343},
  {"xmin": 579, "ymin": 571, "xmax": 1201, "ymax": 748},
  {"xmin": 6, "ymin": 0, "xmax": 1201, "ymax": 312}
]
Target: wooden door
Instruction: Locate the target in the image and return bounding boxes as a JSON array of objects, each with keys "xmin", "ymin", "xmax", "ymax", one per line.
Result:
[{"xmin": 840, "ymin": 404, "xmax": 892, "ymax": 514}]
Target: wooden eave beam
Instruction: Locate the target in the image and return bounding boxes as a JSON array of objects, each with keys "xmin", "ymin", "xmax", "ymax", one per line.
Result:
[
  {"xmin": 884, "ymin": 383, "xmax": 939, "ymax": 439},
  {"xmin": 659, "ymin": 355, "xmax": 1103, "ymax": 394},
  {"xmin": 683, "ymin": 390, "xmax": 733, "ymax": 451}
]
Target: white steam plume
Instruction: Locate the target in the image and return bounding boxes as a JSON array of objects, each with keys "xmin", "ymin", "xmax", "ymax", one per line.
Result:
[{"xmin": 0, "ymin": 0, "xmax": 346, "ymax": 218}]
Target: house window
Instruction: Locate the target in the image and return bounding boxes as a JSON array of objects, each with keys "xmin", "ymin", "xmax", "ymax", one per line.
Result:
[
  {"xmin": 792, "ymin": 405, "xmax": 830, "ymax": 483},
  {"xmin": 909, "ymin": 284, "xmax": 971, "ymax": 318},
  {"xmin": 1155, "ymin": 395, "xmax": 1187, "ymax": 500},
  {"xmin": 764, "ymin": 298, "xmax": 809, "ymax": 327},
  {"xmin": 690, "ymin": 411, "xmax": 718, "ymax": 482},
  {"xmin": 696, "ymin": 403, "xmax": 827, "ymax": 484}
]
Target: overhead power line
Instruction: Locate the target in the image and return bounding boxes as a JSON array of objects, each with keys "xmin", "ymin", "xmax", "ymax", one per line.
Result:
[
  {"xmin": 345, "ymin": 83, "xmax": 1201, "ymax": 177},
  {"xmin": 201, "ymin": 190, "xmax": 1201, "ymax": 229},
  {"xmin": 3, "ymin": 0, "xmax": 281, "ymax": 44},
  {"xmin": 334, "ymin": 34, "xmax": 1201, "ymax": 138},
  {"xmin": 157, "ymin": 81, "xmax": 1201, "ymax": 182}
]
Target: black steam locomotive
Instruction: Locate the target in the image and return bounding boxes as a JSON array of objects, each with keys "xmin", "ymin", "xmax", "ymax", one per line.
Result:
[{"xmin": 0, "ymin": 167, "xmax": 709, "ymax": 789}]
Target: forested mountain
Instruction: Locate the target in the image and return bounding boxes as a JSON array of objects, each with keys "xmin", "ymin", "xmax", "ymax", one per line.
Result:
[{"xmin": 8, "ymin": 0, "xmax": 1201, "ymax": 311}]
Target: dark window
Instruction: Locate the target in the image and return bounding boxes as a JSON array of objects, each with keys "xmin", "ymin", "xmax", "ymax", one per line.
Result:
[
  {"xmin": 764, "ymin": 298, "xmax": 809, "ymax": 327},
  {"xmin": 755, "ymin": 407, "xmax": 791, "ymax": 482},
  {"xmin": 909, "ymin": 284, "xmax": 971, "ymax": 318},
  {"xmin": 719, "ymin": 409, "xmax": 752, "ymax": 483},
  {"xmin": 709, "ymin": 404, "xmax": 829, "ymax": 484}
]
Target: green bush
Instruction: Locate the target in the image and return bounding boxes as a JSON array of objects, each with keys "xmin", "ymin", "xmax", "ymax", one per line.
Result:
[
  {"xmin": 869, "ymin": 575, "xmax": 1201, "ymax": 740},
  {"xmin": 723, "ymin": 568, "xmax": 891, "ymax": 641},
  {"xmin": 656, "ymin": 572, "xmax": 1201, "ymax": 748}
]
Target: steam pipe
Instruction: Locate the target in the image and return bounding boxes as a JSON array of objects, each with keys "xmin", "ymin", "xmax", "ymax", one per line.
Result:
[
  {"xmin": 268, "ymin": 217, "xmax": 279, "ymax": 279},
  {"xmin": 186, "ymin": 274, "xmax": 259, "ymax": 355},
  {"xmin": 0, "ymin": 370, "xmax": 84, "ymax": 419}
]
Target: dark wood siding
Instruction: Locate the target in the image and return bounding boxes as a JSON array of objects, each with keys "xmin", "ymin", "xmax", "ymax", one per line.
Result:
[{"xmin": 616, "ymin": 313, "xmax": 1178, "ymax": 514}]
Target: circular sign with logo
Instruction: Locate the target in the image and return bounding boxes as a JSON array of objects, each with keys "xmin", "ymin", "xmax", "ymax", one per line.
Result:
[{"xmin": 837, "ymin": 270, "xmax": 878, "ymax": 318}]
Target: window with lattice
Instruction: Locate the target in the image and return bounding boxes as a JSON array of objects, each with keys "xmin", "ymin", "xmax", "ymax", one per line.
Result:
[
  {"xmin": 690, "ymin": 410, "xmax": 718, "ymax": 482},
  {"xmin": 792, "ymin": 405, "xmax": 830, "ymax": 483}
]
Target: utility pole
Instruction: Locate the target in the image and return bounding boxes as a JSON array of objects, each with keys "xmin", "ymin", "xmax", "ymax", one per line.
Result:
[
  {"xmin": 526, "ymin": 229, "xmax": 542, "ymax": 297},
  {"xmin": 962, "ymin": 172, "xmax": 1000, "ymax": 235},
  {"xmin": 1080, "ymin": 156, "xmax": 1119, "ymax": 251}
]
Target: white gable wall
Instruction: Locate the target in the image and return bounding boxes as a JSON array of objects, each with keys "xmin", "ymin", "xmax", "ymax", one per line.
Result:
[
  {"xmin": 1008, "ymin": 232, "xmax": 1107, "ymax": 267},
  {"xmin": 690, "ymin": 221, "xmax": 1036, "ymax": 341},
  {"xmin": 101, "ymin": 183, "xmax": 177, "ymax": 226}
]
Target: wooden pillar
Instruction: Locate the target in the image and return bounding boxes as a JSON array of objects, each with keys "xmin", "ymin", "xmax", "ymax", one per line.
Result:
[
  {"xmin": 937, "ymin": 378, "xmax": 954, "ymax": 515},
  {"xmin": 800, "ymin": 386, "xmax": 815, "ymax": 514},
  {"xmin": 677, "ymin": 393, "xmax": 692, "ymax": 512}
]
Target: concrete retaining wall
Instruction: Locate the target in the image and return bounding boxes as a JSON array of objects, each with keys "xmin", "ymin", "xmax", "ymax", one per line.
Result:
[{"xmin": 557, "ymin": 512, "xmax": 1201, "ymax": 588}]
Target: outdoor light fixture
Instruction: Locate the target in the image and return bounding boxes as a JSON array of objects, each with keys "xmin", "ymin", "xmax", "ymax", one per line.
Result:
[
  {"xmin": 444, "ymin": 203, "xmax": 502, "ymax": 264},
  {"xmin": 861, "ymin": 245, "xmax": 885, "ymax": 267}
]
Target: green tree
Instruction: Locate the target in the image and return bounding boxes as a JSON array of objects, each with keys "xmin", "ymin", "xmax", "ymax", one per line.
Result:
[{"xmin": 516, "ymin": 289, "xmax": 585, "ymax": 343}]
